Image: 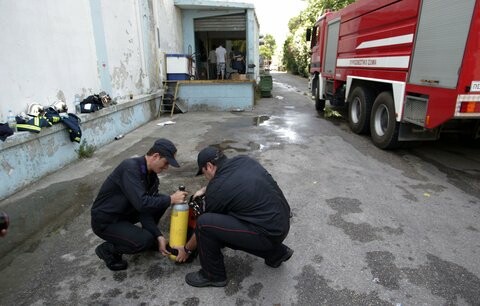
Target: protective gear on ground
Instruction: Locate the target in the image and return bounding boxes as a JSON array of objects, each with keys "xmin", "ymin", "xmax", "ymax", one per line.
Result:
[
  {"xmin": 52, "ymin": 101, "xmax": 68, "ymax": 113},
  {"xmin": 60, "ymin": 113, "xmax": 82, "ymax": 142},
  {"xmin": 44, "ymin": 107, "xmax": 62, "ymax": 124},
  {"xmin": 98, "ymin": 91, "xmax": 112, "ymax": 107},
  {"xmin": 27, "ymin": 103, "xmax": 44, "ymax": 117},
  {"xmin": 0, "ymin": 123, "xmax": 14, "ymax": 141},
  {"xmin": 17, "ymin": 116, "xmax": 52, "ymax": 133}
]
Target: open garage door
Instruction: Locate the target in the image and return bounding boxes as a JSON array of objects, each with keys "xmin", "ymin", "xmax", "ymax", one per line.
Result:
[
  {"xmin": 194, "ymin": 14, "xmax": 246, "ymax": 32},
  {"xmin": 194, "ymin": 14, "xmax": 247, "ymax": 80}
]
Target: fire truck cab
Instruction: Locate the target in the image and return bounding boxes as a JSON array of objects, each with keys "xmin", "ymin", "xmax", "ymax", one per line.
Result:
[{"xmin": 308, "ymin": 0, "xmax": 480, "ymax": 149}]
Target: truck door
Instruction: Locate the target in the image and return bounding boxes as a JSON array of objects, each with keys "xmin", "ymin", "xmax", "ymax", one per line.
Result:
[{"xmin": 409, "ymin": 0, "xmax": 476, "ymax": 88}]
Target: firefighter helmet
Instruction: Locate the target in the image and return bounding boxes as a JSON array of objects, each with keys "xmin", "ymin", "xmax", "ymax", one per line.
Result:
[
  {"xmin": 27, "ymin": 103, "xmax": 45, "ymax": 117},
  {"xmin": 52, "ymin": 101, "xmax": 68, "ymax": 113},
  {"xmin": 98, "ymin": 91, "xmax": 111, "ymax": 107}
]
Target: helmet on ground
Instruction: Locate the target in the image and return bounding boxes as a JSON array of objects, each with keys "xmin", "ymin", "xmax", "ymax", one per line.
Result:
[
  {"xmin": 98, "ymin": 91, "xmax": 111, "ymax": 106},
  {"xmin": 52, "ymin": 101, "xmax": 68, "ymax": 113},
  {"xmin": 27, "ymin": 103, "xmax": 45, "ymax": 117}
]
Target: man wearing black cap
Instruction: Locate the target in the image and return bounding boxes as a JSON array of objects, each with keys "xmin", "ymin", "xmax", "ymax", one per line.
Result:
[
  {"xmin": 184, "ymin": 147, "xmax": 293, "ymax": 287},
  {"xmin": 91, "ymin": 138, "xmax": 188, "ymax": 271}
]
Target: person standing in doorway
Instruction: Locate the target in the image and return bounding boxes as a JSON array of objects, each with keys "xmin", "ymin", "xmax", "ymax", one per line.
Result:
[
  {"xmin": 208, "ymin": 46, "xmax": 217, "ymax": 80},
  {"xmin": 215, "ymin": 43, "xmax": 227, "ymax": 80},
  {"xmin": 231, "ymin": 47, "xmax": 245, "ymax": 74}
]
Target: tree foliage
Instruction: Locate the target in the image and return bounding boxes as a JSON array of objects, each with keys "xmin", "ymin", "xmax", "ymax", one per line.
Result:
[
  {"xmin": 259, "ymin": 34, "xmax": 276, "ymax": 61},
  {"xmin": 282, "ymin": 0, "xmax": 355, "ymax": 76}
]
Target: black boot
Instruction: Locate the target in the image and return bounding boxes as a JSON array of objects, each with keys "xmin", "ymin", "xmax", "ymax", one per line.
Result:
[
  {"xmin": 95, "ymin": 242, "xmax": 128, "ymax": 271},
  {"xmin": 185, "ymin": 269, "xmax": 227, "ymax": 287},
  {"xmin": 265, "ymin": 244, "xmax": 294, "ymax": 268}
]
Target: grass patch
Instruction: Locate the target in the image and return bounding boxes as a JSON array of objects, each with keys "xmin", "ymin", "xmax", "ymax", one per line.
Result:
[
  {"xmin": 324, "ymin": 105, "xmax": 343, "ymax": 119},
  {"xmin": 76, "ymin": 140, "xmax": 96, "ymax": 159}
]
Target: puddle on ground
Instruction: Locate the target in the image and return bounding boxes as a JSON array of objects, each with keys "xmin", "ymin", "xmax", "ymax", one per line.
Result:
[
  {"xmin": 210, "ymin": 140, "xmax": 250, "ymax": 153},
  {"xmin": 273, "ymin": 81, "xmax": 301, "ymax": 93},
  {"xmin": 209, "ymin": 139, "xmax": 281, "ymax": 154},
  {"xmin": 251, "ymin": 115, "xmax": 298, "ymax": 142},
  {"xmin": 252, "ymin": 115, "xmax": 270, "ymax": 126}
]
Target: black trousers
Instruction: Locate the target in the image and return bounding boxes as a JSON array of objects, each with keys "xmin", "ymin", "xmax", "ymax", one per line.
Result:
[
  {"xmin": 92, "ymin": 209, "xmax": 166, "ymax": 255},
  {"xmin": 208, "ymin": 63, "xmax": 216, "ymax": 80},
  {"xmin": 196, "ymin": 213, "xmax": 287, "ymax": 280}
]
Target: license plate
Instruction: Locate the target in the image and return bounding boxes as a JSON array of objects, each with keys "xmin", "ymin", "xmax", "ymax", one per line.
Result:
[{"xmin": 471, "ymin": 81, "xmax": 480, "ymax": 92}]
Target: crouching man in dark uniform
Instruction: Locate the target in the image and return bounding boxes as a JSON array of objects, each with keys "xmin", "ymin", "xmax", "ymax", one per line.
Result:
[
  {"xmin": 91, "ymin": 138, "xmax": 188, "ymax": 271},
  {"xmin": 185, "ymin": 147, "xmax": 293, "ymax": 287}
]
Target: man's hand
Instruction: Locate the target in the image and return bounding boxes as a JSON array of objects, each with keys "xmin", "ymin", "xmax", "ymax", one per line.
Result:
[
  {"xmin": 170, "ymin": 190, "xmax": 188, "ymax": 205},
  {"xmin": 175, "ymin": 234, "xmax": 197, "ymax": 263},
  {"xmin": 174, "ymin": 247, "xmax": 190, "ymax": 263},
  {"xmin": 0, "ymin": 229, "xmax": 7, "ymax": 237},
  {"xmin": 158, "ymin": 236, "xmax": 169, "ymax": 256},
  {"xmin": 194, "ymin": 187, "xmax": 206, "ymax": 199}
]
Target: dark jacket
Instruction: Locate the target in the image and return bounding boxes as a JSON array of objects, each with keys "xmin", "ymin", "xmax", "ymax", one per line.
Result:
[
  {"xmin": 0, "ymin": 123, "xmax": 13, "ymax": 141},
  {"xmin": 91, "ymin": 156, "xmax": 171, "ymax": 237},
  {"xmin": 60, "ymin": 113, "xmax": 82, "ymax": 143},
  {"xmin": 205, "ymin": 155, "xmax": 291, "ymax": 238}
]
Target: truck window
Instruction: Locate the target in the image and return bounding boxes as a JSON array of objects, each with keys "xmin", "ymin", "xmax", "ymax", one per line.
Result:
[{"xmin": 310, "ymin": 26, "xmax": 318, "ymax": 48}]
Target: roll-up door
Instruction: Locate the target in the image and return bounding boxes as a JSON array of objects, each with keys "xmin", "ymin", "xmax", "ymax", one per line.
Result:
[
  {"xmin": 194, "ymin": 14, "xmax": 246, "ymax": 32},
  {"xmin": 409, "ymin": 0, "xmax": 476, "ymax": 88}
]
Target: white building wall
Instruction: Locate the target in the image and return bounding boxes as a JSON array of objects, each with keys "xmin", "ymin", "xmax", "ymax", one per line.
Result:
[
  {"xmin": 247, "ymin": 8, "xmax": 260, "ymax": 81},
  {"xmin": 101, "ymin": 1, "xmax": 145, "ymax": 98},
  {"xmin": 156, "ymin": 0, "xmax": 183, "ymax": 53},
  {"xmin": 154, "ymin": 0, "xmax": 184, "ymax": 80},
  {"xmin": 0, "ymin": 0, "xmax": 98, "ymax": 118},
  {"xmin": 0, "ymin": 0, "xmax": 183, "ymax": 119}
]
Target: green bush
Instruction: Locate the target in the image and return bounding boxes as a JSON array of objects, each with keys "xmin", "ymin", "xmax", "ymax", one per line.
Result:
[
  {"xmin": 76, "ymin": 140, "xmax": 96, "ymax": 159},
  {"xmin": 282, "ymin": 0, "xmax": 355, "ymax": 77}
]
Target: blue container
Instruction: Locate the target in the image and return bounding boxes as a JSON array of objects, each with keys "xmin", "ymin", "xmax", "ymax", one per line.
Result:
[
  {"xmin": 166, "ymin": 54, "xmax": 190, "ymax": 74},
  {"xmin": 167, "ymin": 73, "xmax": 190, "ymax": 81}
]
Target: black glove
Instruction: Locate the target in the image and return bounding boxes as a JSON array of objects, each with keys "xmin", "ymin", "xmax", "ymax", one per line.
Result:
[{"xmin": 188, "ymin": 195, "xmax": 205, "ymax": 216}]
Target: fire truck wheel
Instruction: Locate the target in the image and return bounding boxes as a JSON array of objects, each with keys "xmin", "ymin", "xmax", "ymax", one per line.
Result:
[
  {"xmin": 370, "ymin": 91, "xmax": 400, "ymax": 149},
  {"xmin": 315, "ymin": 97, "xmax": 325, "ymax": 112},
  {"xmin": 348, "ymin": 86, "xmax": 374, "ymax": 134},
  {"xmin": 313, "ymin": 78, "xmax": 325, "ymax": 112},
  {"xmin": 312, "ymin": 77, "xmax": 318, "ymax": 97}
]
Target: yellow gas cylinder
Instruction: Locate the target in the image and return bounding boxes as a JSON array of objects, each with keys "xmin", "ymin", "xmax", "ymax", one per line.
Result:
[
  {"xmin": 168, "ymin": 187, "xmax": 189, "ymax": 260},
  {"xmin": 168, "ymin": 203, "xmax": 189, "ymax": 260}
]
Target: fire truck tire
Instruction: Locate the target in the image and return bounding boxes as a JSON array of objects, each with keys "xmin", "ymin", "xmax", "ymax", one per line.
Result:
[
  {"xmin": 315, "ymin": 96, "xmax": 326, "ymax": 112},
  {"xmin": 313, "ymin": 78, "xmax": 325, "ymax": 112},
  {"xmin": 370, "ymin": 91, "xmax": 400, "ymax": 149},
  {"xmin": 312, "ymin": 77, "xmax": 318, "ymax": 97},
  {"xmin": 348, "ymin": 86, "xmax": 374, "ymax": 134}
]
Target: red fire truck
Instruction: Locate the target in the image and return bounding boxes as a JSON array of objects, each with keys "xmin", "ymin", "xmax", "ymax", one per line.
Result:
[{"xmin": 307, "ymin": 0, "xmax": 480, "ymax": 148}]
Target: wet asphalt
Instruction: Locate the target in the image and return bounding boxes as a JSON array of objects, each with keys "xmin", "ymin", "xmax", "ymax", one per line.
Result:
[{"xmin": 0, "ymin": 72, "xmax": 479, "ymax": 306}]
